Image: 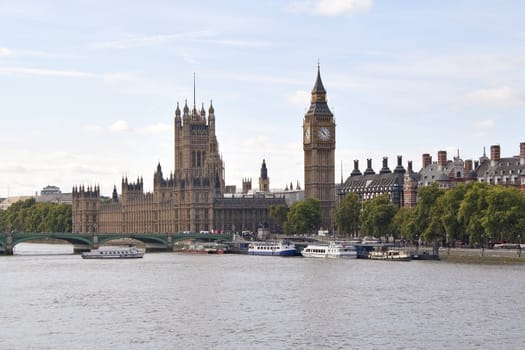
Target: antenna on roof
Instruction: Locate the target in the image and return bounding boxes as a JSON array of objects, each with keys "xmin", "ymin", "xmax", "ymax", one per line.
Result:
[{"xmin": 341, "ymin": 160, "xmax": 343, "ymax": 184}]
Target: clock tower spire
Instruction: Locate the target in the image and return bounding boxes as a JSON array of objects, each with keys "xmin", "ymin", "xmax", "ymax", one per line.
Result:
[{"xmin": 303, "ymin": 65, "xmax": 336, "ymax": 231}]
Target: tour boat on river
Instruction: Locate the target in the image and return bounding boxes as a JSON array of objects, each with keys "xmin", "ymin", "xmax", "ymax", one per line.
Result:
[
  {"xmin": 368, "ymin": 249, "xmax": 411, "ymax": 261},
  {"xmin": 180, "ymin": 242, "xmax": 225, "ymax": 254},
  {"xmin": 301, "ymin": 241, "xmax": 357, "ymax": 259},
  {"xmin": 248, "ymin": 240, "xmax": 297, "ymax": 256},
  {"xmin": 81, "ymin": 245, "xmax": 145, "ymax": 259}
]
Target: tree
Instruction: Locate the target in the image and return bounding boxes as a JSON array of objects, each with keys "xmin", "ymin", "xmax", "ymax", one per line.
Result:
[
  {"xmin": 360, "ymin": 194, "xmax": 397, "ymax": 239},
  {"xmin": 392, "ymin": 207, "xmax": 417, "ymax": 241},
  {"xmin": 412, "ymin": 184, "xmax": 444, "ymax": 255},
  {"xmin": 334, "ymin": 192, "xmax": 361, "ymax": 237},
  {"xmin": 285, "ymin": 198, "xmax": 321, "ymax": 235},
  {"xmin": 0, "ymin": 199, "xmax": 72, "ymax": 233},
  {"xmin": 269, "ymin": 204, "xmax": 288, "ymax": 234},
  {"xmin": 437, "ymin": 185, "xmax": 468, "ymax": 248},
  {"xmin": 458, "ymin": 182, "xmax": 489, "ymax": 246},
  {"xmin": 481, "ymin": 186, "xmax": 525, "ymax": 243}
]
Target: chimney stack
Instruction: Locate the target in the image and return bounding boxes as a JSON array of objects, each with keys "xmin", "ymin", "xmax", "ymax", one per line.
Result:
[
  {"xmin": 520, "ymin": 142, "xmax": 525, "ymax": 165},
  {"xmin": 380, "ymin": 157, "xmax": 391, "ymax": 174},
  {"xmin": 364, "ymin": 158, "xmax": 375, "ymax": 175},
  {"xmin": 438, "ymin": 150, "xmax": 447, "ymax": 167},
  {"xmin": 490, "ymin": 145, "xmax": 500, "ymax": 167},
  {"xmin": 351, "ymin": 160, "xmax": 362, "ymax": 176},
  {"xmin": 422, "ymin": 153, "xmax": 432, "ymax": 168},
  {"xmin": 464, "ymin": 159, "xmax": 473, "ymax": 172}
]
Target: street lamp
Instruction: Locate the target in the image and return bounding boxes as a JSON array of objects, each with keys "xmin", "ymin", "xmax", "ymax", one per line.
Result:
[{"xmin": 480, "ymin": 234, "xmax": 485, "ymax": 257}]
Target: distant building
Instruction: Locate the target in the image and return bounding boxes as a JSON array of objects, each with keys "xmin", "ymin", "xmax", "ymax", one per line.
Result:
[
  {"xmin": 36, "ymin": 185, "xmax": 72, "ymax": 205},
  {"xmin": 0, "ymin": 196, "xmax": 34, "ymax": 210},
  {"xmin": 340, "ymin": 142, "xmax": 525, "ymax": 208},
  {"xmin": 0, "ymin": 185, "xmax": 71, "ymax": 210},
  {"xmin": 339, "ymin": 156, "xmax": 408, "ymax": 208},
  {"xmin": 72, "ymin": 96, "xmax": 286, "ymax": 234}
]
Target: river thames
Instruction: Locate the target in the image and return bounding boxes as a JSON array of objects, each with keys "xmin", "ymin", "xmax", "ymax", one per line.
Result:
[{"xmin": 1, "ymin": 243, "xmax": 523, "ymax": 349}]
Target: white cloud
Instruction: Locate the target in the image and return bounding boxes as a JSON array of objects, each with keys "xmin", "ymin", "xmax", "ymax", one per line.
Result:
[
  {"xmin": 286, "ymin": 0, "xmax": 373, "ymax": 16},
  {"xmin": 0, "ymin": 47, "xmax": 13, "ymax": 56},
  {"xmin": 85, "ymin": 120, "xmax": 171, "ymax": 134},
  {"xmin": 466, "ymin": 86, "xmax": 525, "ymax": 108},
  {"xmin": 475, "ymin": 119, "xmax": 496, "ymax": 130},
  {"xmin": 109, "ymin": 120, "xmax": 131, "ymax": 132},
  {"xmin": 288, "ymin": 90, "xmax": 310, "ymax": 107},
  {"xmin": 0, "ymin": 66, "xmax": 94, "ymax": 78},
  {"xmin": 141, "ymin": 123, "xmax": 172, "ymax": 134}
]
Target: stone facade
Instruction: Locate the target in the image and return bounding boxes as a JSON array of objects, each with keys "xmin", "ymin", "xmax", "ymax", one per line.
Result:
[
  {"xmin": 303, "ymin": 66, "xmax": 336, "ymax": 230},
  {"xmin": 339, "ymin": 142, "xmax": 525, "ymax": 208},
  {"xmin": 72, "ymin": 98, "xmax": 285, "ymax": 234}
]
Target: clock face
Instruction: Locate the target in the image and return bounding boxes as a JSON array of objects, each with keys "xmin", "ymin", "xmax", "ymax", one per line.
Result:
[
  {"xmin": 304, "ymin": 126, "xmax": 311, "ymax": 142},
  {"xmin": 318, "ymin": 127, "xmax": 330, "ymax": 141}
]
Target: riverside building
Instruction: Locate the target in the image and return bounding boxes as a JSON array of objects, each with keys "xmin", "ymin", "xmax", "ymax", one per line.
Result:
[{"xmin": 72, "ymin": 97, "xmax": 286, "ymax": 234}]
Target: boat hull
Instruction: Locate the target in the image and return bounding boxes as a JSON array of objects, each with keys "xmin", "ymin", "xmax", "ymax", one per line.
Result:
[
  {"xmin": 81, "ymin": 246, "xmax": 145, "ymax": 259},
  {"xmin": 248, "ymin": 249, "xmax": 296, "ymax": 256},
  {"xmin": 301, "ymin": 242, "xmax": 357, "ymax": 259},
  {"xmin": 368, "ymin": 250, "xmax": 411, "ymax": 261},
  {"xmin": 248, "ymin": 241, "xmax": 297, "ymax": 256}
]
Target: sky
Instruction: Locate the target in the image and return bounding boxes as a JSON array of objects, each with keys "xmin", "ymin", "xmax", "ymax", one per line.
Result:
[{"xmin": 1, "ymin": 0, "xmax": 525, "ymax": 197}]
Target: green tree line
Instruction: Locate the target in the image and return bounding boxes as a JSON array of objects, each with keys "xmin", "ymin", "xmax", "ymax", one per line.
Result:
[
  {"xmin": 335, "ymin": 182, "xmax": 525, "ymax": 248},
  {"xmin": 270, "ymin": 183, "xmax": 525, "ymax": 249},
  {"xmin": 0, "ymin": 198, "xmax": 72, "ymax": 233}
]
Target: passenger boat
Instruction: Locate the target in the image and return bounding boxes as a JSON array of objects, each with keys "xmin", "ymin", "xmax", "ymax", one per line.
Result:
[
  {"xmin": 180, "ymin": 242, "xmax": 225, "ymax": 254},
  {"xmin": 368, "ymin": 249, "xmax": 411, "ymax": 261},
  {"xmin": 301, "ymin": 241, "xmax": 357, "ymax": 259},
  {"xmin": 248, "ymin": 240, "xmax": 296, "ymax": 256},
  {"xmin": 81, "ymin": 245, "xmax": 145, "ymax": 259}
]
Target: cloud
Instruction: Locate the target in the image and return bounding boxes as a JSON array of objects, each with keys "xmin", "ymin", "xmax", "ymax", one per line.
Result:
[
  {"xmin": 89, "ymin": 31, "xmax": 213, "ymax": 49},
  {"xmin": 286, "ymin": 0, "xmax": 373, "ymax": 16},
  {"xmin": 0, "ymin": 47, "xmax": 13, "ymax": 56},
  {"xmin": 85, "ymin": 120, "xmax": 171, "ymax": 134},
  {"xmin": 0, "ymin": 66, "xmax": 95, "ymax": 78},
  {"xmin": 288, "ymin": 90, "xmax": 310, "ymax": 107},
  {"xmin": 465, "ymin": 86, "xmax": 525, "ymax": 108},
  {"xmin": 89, "ymin": 31, "xmax": 269, "ymax": 51},
  {"xmin": 109, "ymin": 120, "xmax": 131, "ymax": 132},
  {"xmin": 475, "ymin": 119, "xmax": 496, "ymax": 130},
  {"xmin": 141, "ymin": 123, "xmax": 172, "ymax": 134}
]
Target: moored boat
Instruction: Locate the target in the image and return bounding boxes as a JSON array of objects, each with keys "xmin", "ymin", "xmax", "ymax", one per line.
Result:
[
  {"xmin": 368, "ymin": 249, "xmax": 411, "ymax": 261},
  {"xmin": 248, "ymin": 240, "xmax": 296, "ymax": 256},
  {"xmin": 301, "ymin": 241, "xmax": 357, "ymax": 259},
  {"xmin": 180, "ymin": 242, "xmax": 225, "ymax": 254},
  {"xmin": 81, "ymin": 245, "xmax": 145, "ymax": 259}
]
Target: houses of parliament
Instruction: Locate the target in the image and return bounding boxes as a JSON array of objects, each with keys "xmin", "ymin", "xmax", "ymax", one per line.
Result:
[
  {"xmin": 72, "ymin": 68, "xmax": 337, "ymax": 234},
  {"xmin": 72, "ymin": 66, "xmax": 525, "ymax": 235}
]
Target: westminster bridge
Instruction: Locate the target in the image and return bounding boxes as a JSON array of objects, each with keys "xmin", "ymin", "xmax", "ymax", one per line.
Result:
[{"xmin": 0, "ymin": 232, "xmax": 233, "ymax": 255}]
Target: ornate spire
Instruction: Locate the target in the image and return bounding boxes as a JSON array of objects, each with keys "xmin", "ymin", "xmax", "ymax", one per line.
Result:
[
  {"xmin": 312, "ymin": 63, "xmax": 326, "ymax": 95},
  {"xmin": 306, "ymin": 64, "xmax": 331, "ymax": 116},
  {"xmin": 260, "ymin": 159, "xmax": 268, "ymax": 179}
]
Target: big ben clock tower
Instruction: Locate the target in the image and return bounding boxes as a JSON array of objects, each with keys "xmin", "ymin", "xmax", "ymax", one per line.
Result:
[{"xmin": 303, "ymin": 65, "xmax": 336, "ymax": 231}]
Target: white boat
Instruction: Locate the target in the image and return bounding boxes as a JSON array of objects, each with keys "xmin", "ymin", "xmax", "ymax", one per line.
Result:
[
  {"xmin": 368, "ymin": 249, "xmax": 411, "ymax": 261},
  {"xmin": 81, "ymin": 245, "xmax": 145, "ymax": 259},
  {"xmin": 301, "ymin": 241, "xmax": 357, "ymax": 259},
  {"xmin": 248, "ymin": 241, "xmax": 296, "ymax": 256}
]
